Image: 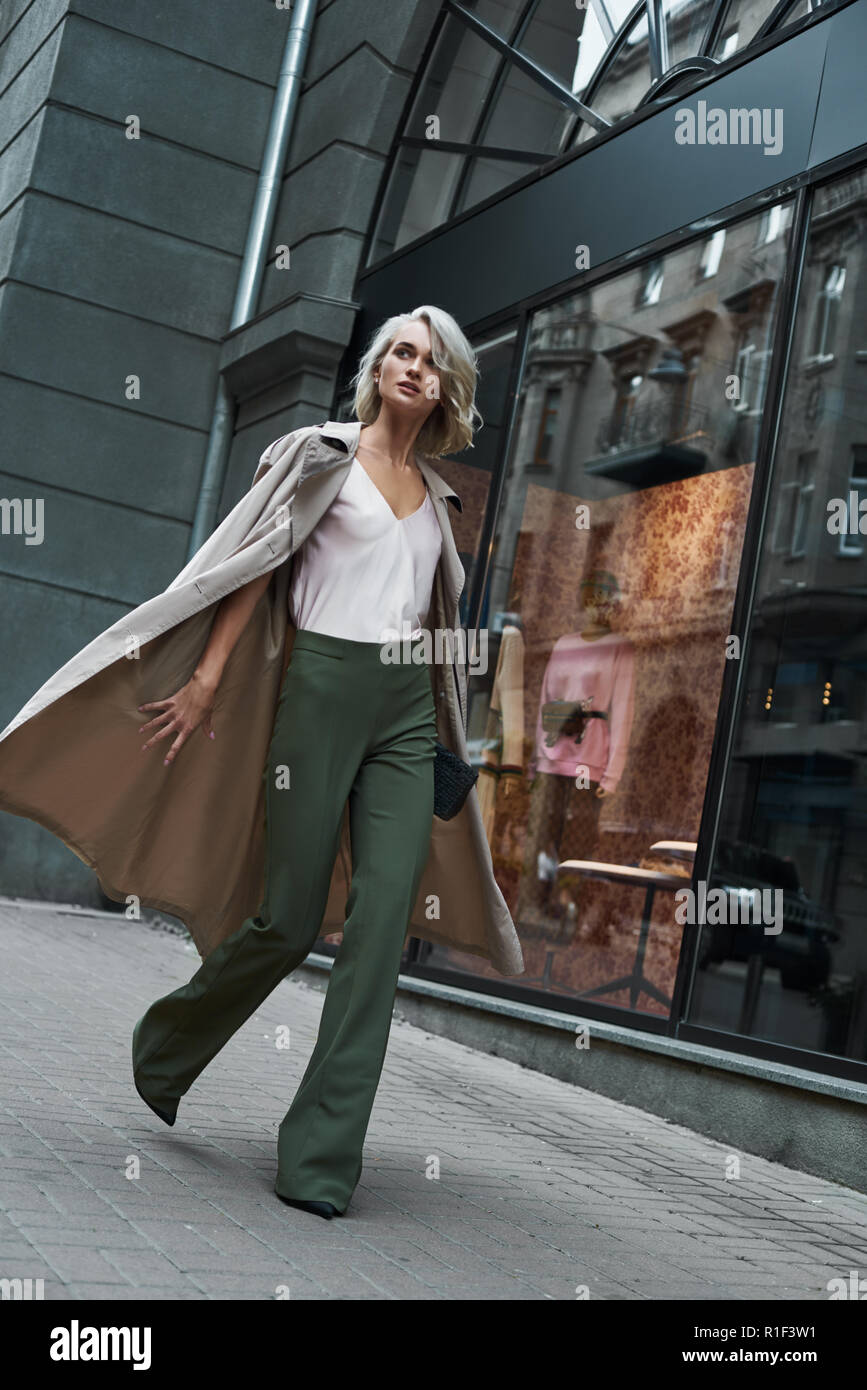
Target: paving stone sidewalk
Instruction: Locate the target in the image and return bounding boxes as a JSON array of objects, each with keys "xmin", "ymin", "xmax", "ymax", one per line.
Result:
[{"xmin": 1, "ymin": 898, "xmax": 865, "ymax": 1301}]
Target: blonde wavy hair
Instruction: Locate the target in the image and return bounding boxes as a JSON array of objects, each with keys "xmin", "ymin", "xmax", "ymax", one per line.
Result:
[{"xmin": 350, "ymin": 305, "xmax": 482, "ymax": 457}]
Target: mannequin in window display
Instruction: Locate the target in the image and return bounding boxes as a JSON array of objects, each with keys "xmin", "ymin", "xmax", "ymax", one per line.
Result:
[
  {"xmin": 477, "ymin": 609, "xmax": 525, "ymax": 847},
  {"xmin": 516, "ymin": 570, "xmax": 636, "ymax": 933}
]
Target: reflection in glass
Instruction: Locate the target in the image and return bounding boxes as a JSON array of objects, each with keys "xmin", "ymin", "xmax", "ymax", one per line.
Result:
[
  {"xmin": 711, "ymin": 0, "xmax": 786, "ymax": 56},
  {"xmin": 371, "ymin": 149, "xmax": 465, "ymax": 262},
  {"xmin": 470, "ymin": 59, "xmax": 577, "ymax": 155},
  {"xmin": 756, "ymin": 202, "xmax": 793, "ymax": 246},
  {"xmin": 401, "ymin": 17, "xmax": 502, "ymax": 146},
  {"xmin": 699, "ymin": 228, "xmax": 726, "ymax": 278},
  {"xmin": 686, "ymin": 167, "xmax": 867, "ymax": 1062},
  {"xmin": 368, "ymin": 17, "xmax": 501, "ymax": 259},
  {"xmin": 456, "ymin": 153, "xmax": 545, "ymax": 215},
  {"xmin": 422, "ymin": 201, "xmax": 792, "ymax": 1015},
  {"xmin": 585, "ymin": 10, "xmax": 654, "ymax": 125},
  {"xmin": 461, "ymin": 0, "xmax": 528, "ymax": 42},
  {"xmin": 516, "ymin": 0, "xmax": 606, "ymax": 89},
  {"xmin": 665, "ymin": 0, "xmax": 718, "ymax": 67},
  {"xmin": 414, "ymin": 327, "xmax": 520, "ymax": 630},
  {"xmin": 779, "ymin": 0, "xmax": 826, "ymax": 30}
]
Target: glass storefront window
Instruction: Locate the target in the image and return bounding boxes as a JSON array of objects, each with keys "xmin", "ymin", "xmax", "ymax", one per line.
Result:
[
  {"xmin": 685, "ymin": 167, "xmax": 867, "ymax": 1063},
  {"xmin": 418, "ymin": 202, "xmax": 793, "ymax": 1016}
]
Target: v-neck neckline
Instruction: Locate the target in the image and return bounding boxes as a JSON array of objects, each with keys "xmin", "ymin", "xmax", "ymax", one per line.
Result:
[{"xmin": 353, "ymin": 455, "xmax": 429, "ymax": 523}]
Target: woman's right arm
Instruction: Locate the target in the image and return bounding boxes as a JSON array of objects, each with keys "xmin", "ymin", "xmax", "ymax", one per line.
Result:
[{"xmin": 138, "ymin": 569, "xmax": 274, "ymax": 766}]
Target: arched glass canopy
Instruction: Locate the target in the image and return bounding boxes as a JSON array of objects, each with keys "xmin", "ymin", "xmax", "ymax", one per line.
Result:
[{"xmin": 367, "ymin": 0, "xmax": 828, "ymax": 263}]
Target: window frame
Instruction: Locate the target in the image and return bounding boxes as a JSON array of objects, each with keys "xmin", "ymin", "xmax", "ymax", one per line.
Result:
[{"xmin": 363, "ymin": 0, "xmax": 844, "ymax": 271}]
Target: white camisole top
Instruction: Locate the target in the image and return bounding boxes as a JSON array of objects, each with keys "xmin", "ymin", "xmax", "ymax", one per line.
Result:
[{"xmin": 289, "ymin": 455, "xmax": 443, "ymax": 643}]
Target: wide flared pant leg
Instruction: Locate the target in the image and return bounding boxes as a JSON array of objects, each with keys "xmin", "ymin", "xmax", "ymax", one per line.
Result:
[
  {"xmin": 275, "ymin": 653, "xmax": 436, "ymax": 1213},
  {"xmin": 131, "ymin": 635, "xmax": 369, "ymax": 1116}
]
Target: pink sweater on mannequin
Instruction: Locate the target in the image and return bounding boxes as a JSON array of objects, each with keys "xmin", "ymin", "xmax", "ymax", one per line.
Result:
[{"xmin": 531, "ymin": 631, "xmax": 636, "ymax": 792}]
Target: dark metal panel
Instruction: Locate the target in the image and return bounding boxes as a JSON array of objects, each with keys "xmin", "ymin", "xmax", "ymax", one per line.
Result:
[
  {"xmin": 356, "ymin": 12, "xmax": 844, "ymax": 332},
  {"xmin": 808, "ymin": 0, "xmax": 867, "ymax": 167}
]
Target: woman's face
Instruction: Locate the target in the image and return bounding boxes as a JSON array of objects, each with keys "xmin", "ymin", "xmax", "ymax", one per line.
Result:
[{"xmin": 376, "ymin": 319, "xmax": 443, "ymax": 424}]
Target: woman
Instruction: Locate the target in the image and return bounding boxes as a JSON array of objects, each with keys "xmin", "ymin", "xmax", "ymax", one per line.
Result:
[
  {"xmin": 0, "ymin": 304, "xmax": 524, "ymax": 1220},
  {"xmin": 135, "ymin": 305, "xmax": 465, "ymax": 1221}
]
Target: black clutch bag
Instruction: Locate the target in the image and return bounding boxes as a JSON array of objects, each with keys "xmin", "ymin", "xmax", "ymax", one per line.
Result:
[
  {"xmin": 433, "ymin": 637, "xmax": 478, "ymax": 820},
  {"xmin": 434, "ymin": 740, "xmax": 479, "ymax": 820}
]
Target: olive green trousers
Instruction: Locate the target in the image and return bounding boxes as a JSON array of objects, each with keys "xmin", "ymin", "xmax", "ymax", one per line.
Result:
[{"xmin": 131, "ymin": 627, "xmax": 437, "ymax": 1214}]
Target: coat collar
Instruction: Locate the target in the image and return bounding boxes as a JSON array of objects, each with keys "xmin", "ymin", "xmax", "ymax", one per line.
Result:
[{"xmin": 307, "ymin": 419, "xmax": 463, "ymax": 513}]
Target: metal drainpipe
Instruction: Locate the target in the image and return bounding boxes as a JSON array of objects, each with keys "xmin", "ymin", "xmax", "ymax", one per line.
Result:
[{"xmin": 186, "ymin": 0, "xmax": 318, "ymax": 560}]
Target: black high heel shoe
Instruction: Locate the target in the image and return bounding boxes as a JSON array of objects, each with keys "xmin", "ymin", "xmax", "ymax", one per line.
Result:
[
  {"xmin": 134, "ymin": 1074, "xmax": 177, "ymax": 1127},
  {"xmin": 276, "ymin": 1194, "xmax": 340, "ymax": 1220}
]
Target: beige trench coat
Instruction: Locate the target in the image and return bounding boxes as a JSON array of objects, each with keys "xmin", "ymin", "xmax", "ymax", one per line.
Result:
[{"xmin": 0, "ymin": 419, "xmax": 525, "ymax": 977}]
